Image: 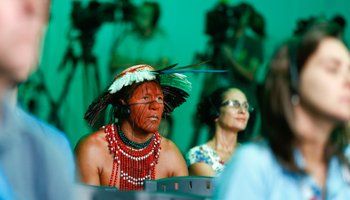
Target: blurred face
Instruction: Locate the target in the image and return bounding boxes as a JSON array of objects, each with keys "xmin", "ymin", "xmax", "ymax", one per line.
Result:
[
  {"xmin": 217, "ymin": 89, "xmax": 250, "ymax": 132},
  {"xmin": 239, "ymin": 9, "xmax": 252, "ymax": 28},
  {"xmin": 0, "ymin": 0, "xmax": 49, "ymax": 84},
  {"xmin": 128, "ymin": 81, "xmax": 164, "ymax": 133},
  {"xmin": 135, "ymin": 5, "xmax": 154, "ymax": 31},
  {"xmin": 299, "ymin": 37, "xmax": 350, "ymax": 121}
]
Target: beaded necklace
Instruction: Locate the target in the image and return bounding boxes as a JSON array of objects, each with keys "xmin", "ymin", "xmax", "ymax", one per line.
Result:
[
  {"xmin": 117, "ymin": 124, "xmax": 153, "ymax": 149},
  {"xmin": 103, "ymin": 123, "xmax": 161, "ymax": 191}
]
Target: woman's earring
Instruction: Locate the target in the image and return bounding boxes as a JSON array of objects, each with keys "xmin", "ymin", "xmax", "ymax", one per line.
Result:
[{"xmin": 291, "ymin": 94, "xmax": 300, "ymax": 105}]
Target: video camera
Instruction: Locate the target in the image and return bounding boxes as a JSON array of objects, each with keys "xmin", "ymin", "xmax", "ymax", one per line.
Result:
[
  {"xmin": 71, "ymin": 0, "xmax": 135, "ymax": 35},
  {"xmin": 71, "ymin": 1, "xmax": 116, "ymax": 34},
  {"xmin": 205, "ymin": 3, "xmax": 263, "ymax": 43}
]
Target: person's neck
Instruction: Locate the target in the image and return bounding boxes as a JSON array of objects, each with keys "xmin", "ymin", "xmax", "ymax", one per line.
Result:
[
  {"xmin": 212, "ymin": 125, "xmax": 238, "ymax": 152},
  {"xmin": 119, "ymin": 119, "xmax": 154, "ymax": 144},
  {"xmin": 0, "ymin": 82, "xmax": 18, "ymax": 125},
  {"xmin": 6, "ymin": 86, "xmax": 18, "ymax": 109},
  {"xmin": 0, "ymin": 79, "xmax": 18, "ymax": 109},
  {"xmin": 234, "ymin": 27, "xmax": 245, "ymax": 39},
  {"xmin": 294, "ymin": 104, "xmax": 336, "ymax": 164},
  {"xmin": 139, "ymin": 28, "xmax": 153, "ymax": 37}
]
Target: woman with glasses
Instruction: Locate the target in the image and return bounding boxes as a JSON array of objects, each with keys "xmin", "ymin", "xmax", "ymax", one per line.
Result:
[{"xmin": 185, "ymin": 87, "xmax": 252, "ymax": 176}]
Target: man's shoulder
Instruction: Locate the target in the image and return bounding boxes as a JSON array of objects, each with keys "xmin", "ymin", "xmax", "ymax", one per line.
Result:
[
  {"xmin": 20, "ymin": 109, "xmax": 66, "ymax": 138},
  {"xmin": 159, "ymin": 137, "xmax": 183, "ymax": 159},
  {"xmin": 160, "ymin": 137, "xmax": 179, "ymax": 152},
  {"xmin": 79, "ymin": 129, "xmax": 107, "ymax": 145},
  {"xmin": 158, "ymin": 137, "xmax": 188, "ymax": 176},
  {"xmin": 21, "ymin": 111, "xmax": 76, "ymax": 175},
  {"xmin": 75, "ymin": 130, "xmax": 108, "ymax": 153}
]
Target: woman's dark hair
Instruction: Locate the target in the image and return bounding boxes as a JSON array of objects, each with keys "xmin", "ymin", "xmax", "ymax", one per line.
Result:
[
  {"xmin": 261, "ymin": 21, "xmax": 349, "ymax": 171},
  {"xmin": 196, "ymin": 87, "xmax": 236, "ymax": 129}
]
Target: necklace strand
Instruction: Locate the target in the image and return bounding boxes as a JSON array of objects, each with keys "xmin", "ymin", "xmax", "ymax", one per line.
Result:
[
  {"xmin": 102, "ymin": 123, "xmax": 162, "ymax": 191},
  {"xmin": 117, "ymin": 123, "xmax": 153, "ymax": 149}
]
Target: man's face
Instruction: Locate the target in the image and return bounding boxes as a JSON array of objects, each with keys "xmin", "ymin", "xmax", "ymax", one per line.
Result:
[
  {"xmin": 135, "ymin": 5, "xmax": 154, "ymax": 31},
  {"xmin": 128, "ymin": 81, "xmax": 164, "ymax": 133},
  {"xmin": 0, "ymin": 0, "xmax": 50, "ymax": 84}
]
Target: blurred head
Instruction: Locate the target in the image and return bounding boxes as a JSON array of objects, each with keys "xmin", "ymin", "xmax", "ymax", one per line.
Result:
[
  {"xmin": 0, "ymin": 0, "xmax": 50, "ymax": 85},
  {"xmin": 114, "ymin": 80, "xmax": 164, "ymax": 134},
  {"xmin": 298, "ymin": 37, "xmax": 350, "ymax": 121},
  {"xmin": 235, "ymin": 3, "xmax": 254, "ymax": 30},
  {"xmin": 250, "ymin": 12, "xmax": 265, "ymax": 38},
  {"xmin": 135, "ymin": 2, "xmax": 160, "ymax": 32},
  {"xmin": 217, "ymin": 88, "xmax": 250, "ymax": 132},
  {"xmin": 262, "ymin": 21, "xmax": 350, "ymax": 169},
  {"xmin": 197, "ymin": 87, "xmax": 251, "ymax": 133}
]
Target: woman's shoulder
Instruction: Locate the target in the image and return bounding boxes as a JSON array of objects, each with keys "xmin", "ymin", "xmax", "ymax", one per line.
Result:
[
  {"xmin": 185, "ymin": 144, "xmax": 215, "ymax": 166},
  {"xmin": 186, "ymin": 143, "xmax": 213, "ymax": 156}
]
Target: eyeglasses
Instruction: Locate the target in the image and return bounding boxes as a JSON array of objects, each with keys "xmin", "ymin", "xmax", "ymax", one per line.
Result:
[{"xmin": 220, "ymin": 99, "xmax": 254, "ymax": 112}]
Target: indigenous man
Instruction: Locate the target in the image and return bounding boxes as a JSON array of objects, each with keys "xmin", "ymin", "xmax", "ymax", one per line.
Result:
[{"xmin": 75, "ymin": 64, "xmax": 193, "ymax": 191}]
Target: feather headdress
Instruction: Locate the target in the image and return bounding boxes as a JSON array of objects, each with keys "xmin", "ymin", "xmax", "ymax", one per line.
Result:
[{"xmin": 84, "ymin": 61, "xmax": 226, "ymax": 125}]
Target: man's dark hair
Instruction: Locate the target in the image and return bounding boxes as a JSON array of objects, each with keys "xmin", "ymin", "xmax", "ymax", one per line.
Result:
[{"xmin": 143, "ymin": 2, "xmax": 160, "ymax": 28}]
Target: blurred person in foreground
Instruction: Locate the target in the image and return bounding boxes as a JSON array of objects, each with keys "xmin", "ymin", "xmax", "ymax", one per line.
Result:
[
  {"xmin": 186, "ymin": 87, "xmax": 251, "ymax": 176},
  {"xmin": 216, "ymin": 21, "xmax": 350, "ymax": 199},
  {"xmin": 0, "ymin": 0, "xmax": 73, "ymax": 199},
  {"xmin": 1, "ymin": 0, "xmax": 74, "ymax": 177}
]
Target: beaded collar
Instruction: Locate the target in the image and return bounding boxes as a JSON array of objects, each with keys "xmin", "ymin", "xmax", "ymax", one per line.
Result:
[
  {"xmin": 103, "ymin": 123, "xmax": 162, "ymax": 191},
  {"xmin": 117, "ymin": 123, "xmax": 153, "ymax": 149}
]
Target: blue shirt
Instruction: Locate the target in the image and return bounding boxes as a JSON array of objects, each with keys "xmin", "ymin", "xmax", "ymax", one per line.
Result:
[
  {"xmin": 0, "ymin": 103, "xmax": 73, "ymax": 200},
  {"xmin": 0, "ymin": 162, "xmax": 16, "ymax": 200},
  {"xmin": 15, "ymin": 106, "xmax": 75, "ymax": 178},
  {"xmin": 215, "ymin": 142, "xmax": 350, "ymax": 200}
]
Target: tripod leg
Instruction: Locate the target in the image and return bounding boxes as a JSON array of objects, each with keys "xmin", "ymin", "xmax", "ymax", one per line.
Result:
[
  {"xmin": 83, "ymin": 63, "xmax": 92, "ymax": 110},
  {"xmin": 49, "ymin": 58, "xmax": 79, "ymax": 131},
  {"xmin": 93, "ymin": 60, "xmax": 101, "ymax": 94},
  {"xmin": 90, "ymin": 59, "xmax": 106, "ymax": 130}
]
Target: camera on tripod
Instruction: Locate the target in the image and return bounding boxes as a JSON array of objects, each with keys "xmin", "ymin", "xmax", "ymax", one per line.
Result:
[
  {"xmin": 71, "ymin": 1, "xmax": 116, "ymax": 34},
  {"xmin": 197, "ymin": 3, "xmax": 264, "ymax": 66},
  {"xmin": 205, "ymin": 3, "xmax": 261, "ymax": 44},
  {"xmin": 71, "ymin": 0, "xmax": 135, "ymax": 34}
]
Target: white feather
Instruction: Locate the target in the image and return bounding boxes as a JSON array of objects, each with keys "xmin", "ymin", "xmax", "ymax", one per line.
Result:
[{"xmin": 108, "ymin": 71, "xmax": 156, "ymax": 94}]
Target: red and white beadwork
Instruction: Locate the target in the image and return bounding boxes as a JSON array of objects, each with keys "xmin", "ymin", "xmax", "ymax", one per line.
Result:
[{"xmin": 102, "ymin": 123, "xmax": 162, "ymax": 191}]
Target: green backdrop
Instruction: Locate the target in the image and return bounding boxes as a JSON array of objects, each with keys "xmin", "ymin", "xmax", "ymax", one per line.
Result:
[{"xmin": 19, "ymin": 0, "xmax": 350, "ymax": 154}]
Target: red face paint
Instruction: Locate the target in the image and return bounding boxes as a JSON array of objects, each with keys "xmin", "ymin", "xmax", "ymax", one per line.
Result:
[{"xmin": 128, "ymin": 81, "xmax": 164, "ymax": 133}]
